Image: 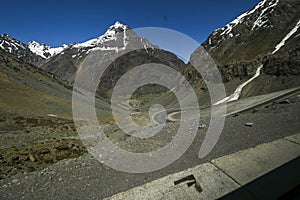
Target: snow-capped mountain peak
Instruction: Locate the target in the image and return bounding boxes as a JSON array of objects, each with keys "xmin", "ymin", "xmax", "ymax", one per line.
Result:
[
  {"xmin": 0, "ymin": 33, "xmax": 68, "ymax": 61},
  {"xmin": 66, "ymin": 21, "xmax": 155, "ymax": 60},
  {"xmin": 105, "ymin": 21, "xmax": 127, "ymax": 35},
  {"xmin": 0, "ymin": 34, "xmax": 26, "ymax": 53},
  {"xmin": 74, "ymin": 21, "xmax": 128, "ymax": 48},
  {"xmin": 0, "ymin": 34, "xmax": 42, "ymax": 62},
  {"xmin": 28, "ymin": 40, "xmax": 68, "ymax": 59},
  {"xmin": 1, "ymin": 21, "xmax": 153, "ymax": 63}
]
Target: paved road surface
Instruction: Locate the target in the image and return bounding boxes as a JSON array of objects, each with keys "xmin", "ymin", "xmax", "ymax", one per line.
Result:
[{"xmin": 153, "ymin": 87, "xmax": 300, "ymax": 123}]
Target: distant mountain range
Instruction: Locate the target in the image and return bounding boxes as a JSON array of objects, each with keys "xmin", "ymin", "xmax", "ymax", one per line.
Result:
[
  {"xmin": 0, "ymin": 22, "xmax": 151, "ymax": 62},
  {"xmin": 0, "ymin": 0, "xmax": 299, "ymax": 101}
]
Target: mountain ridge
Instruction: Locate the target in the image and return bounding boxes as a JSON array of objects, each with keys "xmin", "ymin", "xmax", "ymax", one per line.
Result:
[
  {"xmin": 1, "ymin": 0, "xmax": 299, "ymax": 100},
  {"xmin": 0, "ymin": 21, "xmax": 144, "ymax": 62},
  {"xmin": 202, "ymin": 0, "xmax": 300, "ymax": 66},
  {"xmin": 197, "ymin": 0, "xmax": 300, "ymax": 100}
]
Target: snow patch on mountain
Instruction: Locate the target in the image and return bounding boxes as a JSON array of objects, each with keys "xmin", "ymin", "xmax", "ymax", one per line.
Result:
[
  {"xmin": 48, "ymin": 45, "xmax": 68, "ymax": 56},
  {"xmin": 272, "ymin": 19, "xmax": 300, "ymax": 54},
  {"xmin": 219, "ymin": 0, "xmax": 268, "ymax": 36},
  {"xmin": 73, "ymin": 21, "xmax": 127, "ymax": 49},
  {"xmin": 0, "ymin": 34, "xmax": 26, "ymax": 53},
  {"xmin": 84, "ymin": 31, "xmax": 128, "ymax": 54},
  {"xmin": 218, "ymin": 0, "xmax": 280, "ymax": 37},
  {"xmin": 214, "ymin": 65, "xmax": 264, "ymax": 105},
  {"xmin": 252, "ymin": 0, "xmax": 279, "ymax": 30}
]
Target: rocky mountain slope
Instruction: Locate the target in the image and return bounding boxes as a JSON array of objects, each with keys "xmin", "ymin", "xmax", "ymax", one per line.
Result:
[
  {"xmin": 0, "ymin": 48, "xmax": 72, "ymax": 117},
  {"xmin": 201, "ymin": 0, "xmax": 300, "ymax": 97},
  {"xmin": 38, "ymin": 22, "xmax": 186, "ymax": 99},
  {"xmin": 203, "ymin": 0, "xmax": 299, "ymax": 66},
  {"xmin": 1, "ymin": 0, "xmax": 299, "ymax": 102},
  {"xmin": 0, "ymin": 34, "xmax": 67, "ymax": 63},
  {"xmin": 39, "ymin": 22, "xmax": 157, "ymax": 82},
  {"xmin": 0, "ymin": 34, "xmax": 41, "ymax": 63},
  {"xmin": 1, "ymin": 22, "xmax": 186, "ymax": 100}
]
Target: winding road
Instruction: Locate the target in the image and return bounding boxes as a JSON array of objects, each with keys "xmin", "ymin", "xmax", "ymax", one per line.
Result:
[{"xmin": 153, "ymin": 87, "xmax": 300, "ymax": 123}]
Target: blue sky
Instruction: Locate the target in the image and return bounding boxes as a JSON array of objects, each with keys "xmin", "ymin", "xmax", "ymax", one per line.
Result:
[{"xmin": 1, "ymin": 0, "xmax": 260, "ymax": 47}]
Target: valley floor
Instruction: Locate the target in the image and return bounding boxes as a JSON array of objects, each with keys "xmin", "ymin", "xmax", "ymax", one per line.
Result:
[{"xmin": 0, "ymin": 91, "xmax": 299, "ymax": 199}]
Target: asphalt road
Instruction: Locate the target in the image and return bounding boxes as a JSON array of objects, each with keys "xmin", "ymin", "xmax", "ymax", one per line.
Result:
[{"xmin": 153, "ymin": 87, "xmax": 300, "ymax": 123}]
